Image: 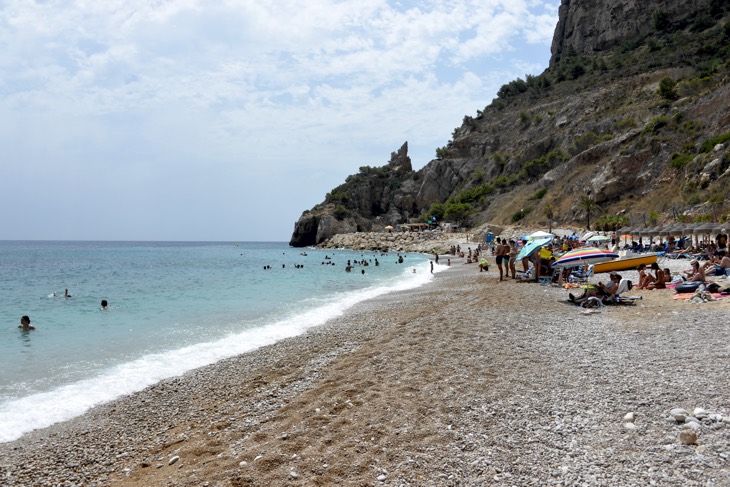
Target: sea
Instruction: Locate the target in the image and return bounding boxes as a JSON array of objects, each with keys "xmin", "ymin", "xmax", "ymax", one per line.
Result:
[{"xmin": 0, "ymin": 241, "xmax": 435, "ymax": 443}]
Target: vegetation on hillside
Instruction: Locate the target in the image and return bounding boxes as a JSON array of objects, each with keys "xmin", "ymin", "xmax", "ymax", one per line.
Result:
[{"xmin": 311, "ymin": 3, "xmax": 730, "ymax": 232}]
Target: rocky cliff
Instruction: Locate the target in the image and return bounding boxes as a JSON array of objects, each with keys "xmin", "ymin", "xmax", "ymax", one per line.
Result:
[
  {"xmin": 290, "ymin": 0, "xmax": 730, "ymax": 247},
  {"xmin": 550, "ymin": 0, "xmax": 715, "ymax": 64}
]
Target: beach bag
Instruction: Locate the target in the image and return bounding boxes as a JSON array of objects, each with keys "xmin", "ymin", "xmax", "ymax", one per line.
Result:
[{"xmin": 706, "ymin": 282, "xmax": 720, "ymax": 293}]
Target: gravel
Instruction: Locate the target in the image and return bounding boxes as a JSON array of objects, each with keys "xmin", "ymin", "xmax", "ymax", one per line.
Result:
[{"xmin": 1, "ymin": 256, "xmax": 728, "ymax": 486}]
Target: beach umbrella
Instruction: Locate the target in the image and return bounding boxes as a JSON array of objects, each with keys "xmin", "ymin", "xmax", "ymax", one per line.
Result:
[
  {"xmin": 528, "ymin": 230, "xmax": 554, "ymax": 239},
  {"xmin": 551, "ymin": 247, "xmax": 619, "ymax": 269},
  {"xmin": 581, "ymin": 231, "xmax": 595, "ymax": 241},
  {"xmin": 586, "ymin": 235, "xmax": 610, "ymax": 242},
  {"xmin": 516, "ymin": 237, "xmax": 552, "ymax": 260},
  {"xmin": 384, "ymin": 225, "xmax": 394, "ymax": 230}
]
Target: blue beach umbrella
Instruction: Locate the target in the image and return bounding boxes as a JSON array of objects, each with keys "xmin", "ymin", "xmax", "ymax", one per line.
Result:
[{"xmin": 516, "ymin": 237, "xmax": 552, "ymax": 261}]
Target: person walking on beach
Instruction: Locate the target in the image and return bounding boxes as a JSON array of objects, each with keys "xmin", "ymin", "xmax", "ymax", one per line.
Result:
[
  {"xmin": 19, "ymin": 315, "xmax": 35, "ymax": 330},
  {"xmin": 430, "ymin": 261, "xmax": 434, "ymax": 273}
]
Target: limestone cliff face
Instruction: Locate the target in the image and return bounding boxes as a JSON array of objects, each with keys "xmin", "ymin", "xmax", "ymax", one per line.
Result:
[
  {"xmin": 290, "ymin": 0, "xmax": 730, "ymax": 247},
  {"xmin": 550, "ymin": 0, "xmax": 714, "ymax": 65}
]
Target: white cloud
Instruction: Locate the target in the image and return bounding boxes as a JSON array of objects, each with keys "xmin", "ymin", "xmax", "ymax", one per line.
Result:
[{"xmin": 0, "ymin": 0, "xmax": 560, "ymax": 241}]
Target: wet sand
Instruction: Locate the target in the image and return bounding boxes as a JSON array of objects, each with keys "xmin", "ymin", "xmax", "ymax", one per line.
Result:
[{"xmin": 1, "ymin": 259, "xmax": 729, "ymax": 486}]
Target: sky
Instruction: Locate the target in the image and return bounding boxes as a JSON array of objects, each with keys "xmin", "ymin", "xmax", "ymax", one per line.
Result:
[{"xmin": 0, "ymin": 0, "xmax": 560, "ymax": 242}]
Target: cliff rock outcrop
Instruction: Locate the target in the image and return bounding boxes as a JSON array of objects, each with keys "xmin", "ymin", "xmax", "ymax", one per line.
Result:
[
  {"xmin": 550, "ymin": 0, "xmax": 714, "ymax": 65},
  {"xmin": 291, "ymin": 0, "xmax": 730, "ymax": 247}
]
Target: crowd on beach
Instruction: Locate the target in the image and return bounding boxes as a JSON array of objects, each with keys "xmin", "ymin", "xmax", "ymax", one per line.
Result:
[{"xmin": 441, "ymin": 229, "xmax": 730, "ymax": 308}]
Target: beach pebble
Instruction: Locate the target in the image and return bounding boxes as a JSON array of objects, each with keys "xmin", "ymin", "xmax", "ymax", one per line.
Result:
[
  {"xmin": 239, "ymin": 461, "xmax": 247, "ymax": 467},
  {"xmin": 684, "ymin": 416, "xmax": 700, "ymax": 425},
  {"xmin": 377, "ymin": 473, "xmax": 387, "ymax": 481},
  {"xmin": 623, "ymin": 412, "xmax": 635, "ymax": 422},
  {"xmin": 693, "ymin": 408, "xmax": 708, "ymax": 419},
  {"xmin": 670, "ymin": 408, "xmax": 689, "ymax": 422},
  {"xmin": 679, "ymin": 429, "xmax": 698, "ymax": 445},
  {"xmin": 290, "ymin": 471, "xmax": 298, "ymax": 479},
  {"xmin": 624, "ymin": 422, "xmax": 637, "ymax": 430},
  {"xmin": 168, "ymin": 456, "xmax": 180, "ymax": 465}
]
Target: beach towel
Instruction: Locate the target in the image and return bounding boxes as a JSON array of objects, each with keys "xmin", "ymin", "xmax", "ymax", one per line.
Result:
[{"xmin": 672, "ymin": 292, "xmax": 723, "ymax": 301}]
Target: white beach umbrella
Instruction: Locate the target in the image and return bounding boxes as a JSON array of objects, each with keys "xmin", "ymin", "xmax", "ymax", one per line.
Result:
[
  {"xmin": 528, "ymin": 230, "xmax": 554, "ymax": 239},
  {"xmin": 587, "ymin": 235, "xmax": 610, "ymax": 242},
  {"xmin": 581, "ymin": 231, "xmax": 595, "ymax": 241}
]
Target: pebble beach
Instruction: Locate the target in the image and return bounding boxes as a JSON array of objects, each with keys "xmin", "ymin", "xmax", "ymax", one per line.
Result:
[{"xmin": 1, "ymin": 255, "xmax": 729, "ymax": 486}]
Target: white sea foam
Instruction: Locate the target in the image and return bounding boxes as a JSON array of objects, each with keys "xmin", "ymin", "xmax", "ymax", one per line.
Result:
[{"xmin": 0, "ymin": 264, "xmax": 434, "ymax": 443}]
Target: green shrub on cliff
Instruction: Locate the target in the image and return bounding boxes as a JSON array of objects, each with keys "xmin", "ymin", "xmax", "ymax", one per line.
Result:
[
  {"xmin": 658, "ymin": 77, "xmax": 679, "ymax": 100},
  {"xmin": 511, "ymin": 207, "xmax": 531, "ymax": 222},
  {"xmin": 334, "ymin": 205, "xmax": 348, "ymax": 220},
  {"xmin": 427, "ymin": 202, "xmax": 446, "ymax": 222},
  {"xmin": 700, "ymin": 131, "xmax": 730, "ymax": 152},
  {"xmin": 670, "ymin": 153, "xmax": 694, "ymax": 169},
  {"xmin": 444, "ymin": 202, "xmax": 474, "ymax": 225},
  {"xmin": 570, "ymin": 132, "xmax": 601, "ymax": 155},
  {"xmin": 449, "ymin": 183, "xmax": 495, "ymax": 206}
]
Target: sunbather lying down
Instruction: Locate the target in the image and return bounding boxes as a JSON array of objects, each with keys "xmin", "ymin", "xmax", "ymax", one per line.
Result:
[{"xmin": 568, "ymin": 274, "xmax": 633, "ymax": 305}]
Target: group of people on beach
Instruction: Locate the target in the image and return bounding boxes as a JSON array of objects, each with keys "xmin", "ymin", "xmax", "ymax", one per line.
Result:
[{"xmin": 492, "ymin": 237, "xmax": 554, "ymax": 282}]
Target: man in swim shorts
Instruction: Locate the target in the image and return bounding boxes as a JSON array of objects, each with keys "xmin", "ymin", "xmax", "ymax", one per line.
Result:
[{"xmin": 495, "ymin": 238, "xmax": 509, "ymax": 281}]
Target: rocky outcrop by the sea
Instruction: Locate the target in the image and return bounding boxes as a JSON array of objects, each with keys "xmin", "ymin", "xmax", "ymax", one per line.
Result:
[
  {"xmin": 320, "ymin": 230, "xmax": 471, "ymax": 254},
  {"xmin": 290, "ymin": 0, "xmax": 730, "ymax": 247}
]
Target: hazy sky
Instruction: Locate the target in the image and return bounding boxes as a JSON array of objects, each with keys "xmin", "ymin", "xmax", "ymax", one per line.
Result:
[{"xmin": 0, "ymin": 0, "xmax": 559, "ymax": 242}]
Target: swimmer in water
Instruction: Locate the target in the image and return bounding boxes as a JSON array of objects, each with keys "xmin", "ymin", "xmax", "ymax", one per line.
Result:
[
  {"xmin": 19, "ymin": 315, "xmax": 35, "ymax": 330},
  {"xmin": 101, "ymin": 300, "xmax": 110, "ymax": 310}
]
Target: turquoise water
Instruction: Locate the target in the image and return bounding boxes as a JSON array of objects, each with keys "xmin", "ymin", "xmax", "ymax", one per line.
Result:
[{"xmin": 0, "ymin": 241, "xmax": 433, "ymax": 442}]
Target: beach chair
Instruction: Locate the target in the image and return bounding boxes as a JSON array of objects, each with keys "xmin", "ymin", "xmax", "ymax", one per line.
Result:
[
  {"xmin": 515, "ymin": 265, "xmax": 534, "ymax": 280},
  {"xmin": 569, "ymin": 265, "xmax": 593, "ymax": 284}
]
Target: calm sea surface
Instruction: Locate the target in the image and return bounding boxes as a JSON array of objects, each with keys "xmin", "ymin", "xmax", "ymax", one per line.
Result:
[{"xmin": 0, "ymin": 241, "xmax": 433, "ymax": 442}]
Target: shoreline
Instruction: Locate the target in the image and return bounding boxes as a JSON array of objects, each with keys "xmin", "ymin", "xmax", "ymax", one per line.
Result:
[{"xmin": 1, "ymin": 258, "xmax": 729, "ymax": 485}]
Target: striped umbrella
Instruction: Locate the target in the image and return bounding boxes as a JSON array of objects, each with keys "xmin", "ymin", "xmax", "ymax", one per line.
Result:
[{"xmin": 551, "ymin": 247, "xmax": 619, "ymax": 269}]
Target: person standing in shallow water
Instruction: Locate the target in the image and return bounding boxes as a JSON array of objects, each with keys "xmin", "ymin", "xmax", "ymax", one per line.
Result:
[{"xmin": 19, "ymin": 315, "xmax": 35, "ymax": 330}]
